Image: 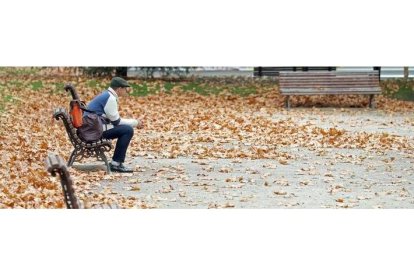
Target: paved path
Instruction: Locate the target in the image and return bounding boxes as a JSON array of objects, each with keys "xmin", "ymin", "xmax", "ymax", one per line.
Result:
[
  {"xmin": 97, "ymin": 149, "xmax": 414, "ymax": 208},
  {"xmin": 90, "ymin": 108, "xmax": 414, "ymax": 208}
]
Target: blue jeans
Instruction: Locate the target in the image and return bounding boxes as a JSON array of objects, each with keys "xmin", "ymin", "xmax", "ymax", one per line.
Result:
[{"xmin": 102, "ymin": 125, "xmax": 134, "ymax": 163}]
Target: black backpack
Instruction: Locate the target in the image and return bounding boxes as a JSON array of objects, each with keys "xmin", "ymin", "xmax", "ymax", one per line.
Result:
[{"xmin": 77, "ymin": 112, "xmax": 103, "ymax": 142}]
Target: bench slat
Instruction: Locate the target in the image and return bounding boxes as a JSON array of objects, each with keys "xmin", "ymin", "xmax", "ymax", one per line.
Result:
[
  {"xmin": 280, "ymin": 82, "xmax": 378, "ymax": 88},
  {"xmin": 279, "ymin": 71, "xmax": 378, "ymax": 75},
  {"xmin": 281, "ymin": 88, "xmax": 381, "ymax": 94},
  {"xmin": 280, "ymin": 75, "xmax": 379, "ymax": 79},
  {"xmin": 280, "ymin": 75, "xmax": 378, "ymax": 78},
  {"xmin": 280, "ymin": 77, "xmax": 379, "ymax": 81},
  {"xmin": 281, "ymin": 91, "xmax": 380, "ymax": 95},
  {"xmin": 281, "ymin": 85, "xmax": 380, "ymax": 89},
  {"xmin": 280, "ymin": 73, "xmax": 378, "ymax": 77}
]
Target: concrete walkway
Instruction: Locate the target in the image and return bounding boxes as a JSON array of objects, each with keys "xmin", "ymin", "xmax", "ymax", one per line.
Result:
[
  {"xmin": 83, "ymin": 108, "xmax": 414, "ymax": 208},
  {"xmin": 95, "ymin": 147, "xmax": 414, "ymax": 208}
]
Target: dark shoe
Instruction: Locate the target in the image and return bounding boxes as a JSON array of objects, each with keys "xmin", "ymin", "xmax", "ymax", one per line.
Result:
[{"xmin": 110, "ymin": 163, "xmax": 133, "ymax": 173}]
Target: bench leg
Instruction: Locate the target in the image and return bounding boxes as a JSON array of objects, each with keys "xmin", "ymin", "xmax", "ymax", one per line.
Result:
[
  {"xmin": 285, "ymin": 96, "xmax": 291, "ymax": 110},
  {"xmin": 67, "ymin": 149, "xmax": 77, "ymax": 167},
  {"xmin": 99, "ymin": 150, "xmax": 111, "ymax": 174},
  {"xmin": 369, "ymin": 95, "xmax": 376, "ymax": 108}
]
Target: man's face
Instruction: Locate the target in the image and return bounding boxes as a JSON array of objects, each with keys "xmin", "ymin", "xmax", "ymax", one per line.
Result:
[{"xmin": 117, "ymin": 87, "xmax": 129, "ymax": 97}]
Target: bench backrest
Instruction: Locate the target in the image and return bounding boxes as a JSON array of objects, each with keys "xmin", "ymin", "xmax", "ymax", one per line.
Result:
[
  {"xmin": 46, "ymin": 153, "xmax": 118, "ymax": 209},
  {"xmin": 54, "ymin": 108, "xmax": 85, "ymax": 147},
  {"xmin": 54, "ymin": 107, "xmax": 112, "ymax": 149},
  {"xmin": 65, "ymin": 83, "xmax": 81, "ymax": 100},
  {"xmin": 46, "ymin": 153, "xmax": 80, "ymax": 208},
  {"xmin": 279, "ymin": 71, "xmax": 381, "ymax": 95}
]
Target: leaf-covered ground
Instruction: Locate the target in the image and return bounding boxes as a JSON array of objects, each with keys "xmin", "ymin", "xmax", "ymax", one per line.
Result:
[{"xmin": 1, "ymin": 70, "xmax": 414, "ymax": 208}]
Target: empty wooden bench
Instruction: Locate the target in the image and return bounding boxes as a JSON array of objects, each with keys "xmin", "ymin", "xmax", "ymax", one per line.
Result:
[
  {"xmin": 279, "ymin": 71, "xmax": 381, "ymax": 109},
  {"xmin": 46, "ymin": 153, "xmax": 118, "ymax": 209}
]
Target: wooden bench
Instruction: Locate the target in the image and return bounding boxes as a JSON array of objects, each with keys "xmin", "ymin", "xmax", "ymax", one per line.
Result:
[
  {"xmin": 54, "ymin": 84, "xmax": 112, "ymax": 173},
  {"xmin": 53, "ymin": 107, "xmax": 113, "ymax": 173},
  {"xmin": 46, "ymin": 153, "xmax": 118, "ymax": 209},
  {"xmin": 279, "ymin": 71, "xmax": 381, "ymax": 109}
]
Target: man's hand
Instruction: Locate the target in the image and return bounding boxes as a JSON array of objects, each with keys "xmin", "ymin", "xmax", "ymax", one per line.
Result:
[{"xmin": 136, "ymin": 117, "xmax": 145, "ymax": 129}]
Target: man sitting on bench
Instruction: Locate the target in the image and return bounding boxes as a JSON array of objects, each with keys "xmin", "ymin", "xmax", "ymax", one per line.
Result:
[{"xmin": 87, "ymin": 77, "xmax": 143, "ymax": 173}]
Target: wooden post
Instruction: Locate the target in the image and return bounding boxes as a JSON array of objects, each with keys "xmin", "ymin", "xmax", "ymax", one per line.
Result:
[
  {"xmin": 404, "ymin": 67, "xmax": 409, "ymax": 81},
  {"xmin": 369, "ymin": 94, "xmax": 375, "ymax": 108},
  {"xmin": 285, "ymin": 96, "xmax": 290, "ymax": 110}
]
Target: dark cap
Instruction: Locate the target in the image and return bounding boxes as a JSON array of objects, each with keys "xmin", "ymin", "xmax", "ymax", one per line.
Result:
[{"xmin": 110, "ymin": 77, "xmax": 130, "ymax": 88}]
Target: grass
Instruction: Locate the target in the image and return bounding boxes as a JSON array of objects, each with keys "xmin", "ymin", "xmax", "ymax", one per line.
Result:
[
  {"xmin": 382, "ymin": 79, "xmax": 414, "ymax": 101},
  {"xmin": 0, "ymin": 72, "xmax": 263, "ymax": 124},
  {"xmin": 53, "ymin": 82, "xmax": 65, "ymax": 92},
  {"xmin": 3, "ymin": 95, "xmax": 14, "ymax": 102},
  {"xmin": 392, "ymin": 85, "xmax": 414, "ymax": 101},
  {"xmin": 230, "ymin": 86, "xmax": 257, "ymax": 96},
  {"xmin": 128, "ymin": 80, "xmax": 260, "ymax": 97},
  {"xmin": 1, "ymin": 70, "xmax": 264, "ymax": 102},
  {"xmin": 47, "ymin": 82, "xmax": 66, "ymax": 94},
  {"xmin": 0, "ymin": 82, "xmax": 15, "ymax": 113},
  {"xmin": 8, "ymin": 80, "xmax": 24, "ymax": 87},
  {"xmin": 181, "ymin": 81, "xmax": 258, "ymax": 96},
  {"xmin": 0, "ymin": 94, "xmax": 15, "ymax": 113},
  {"xmin": 0, "ymin": 67, "xmax": 264, "ymax": 98},
  {"xmin": 164, "ymin": 82, "xmax": 175, "ymax": 92},
  {"xmin": 181, "ymin": 82, "xmax": 219, "ymax": 95},
  {"xmin": 31, "ymin": 80, "xmax": 43, "ymax": 90},
  {"xmin": 88, "ymin": 80, "xmax": 98, "ymax": 88},
  {"xmin": 130, "ymin": 83, "xmax": 150, "ymax": 97}
]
